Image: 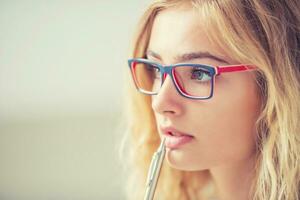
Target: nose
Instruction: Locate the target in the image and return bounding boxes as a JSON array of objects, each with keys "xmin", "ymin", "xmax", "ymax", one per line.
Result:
[{"xmin": 151, "ymin": 73, "xmax": 184, "ymax": 116}]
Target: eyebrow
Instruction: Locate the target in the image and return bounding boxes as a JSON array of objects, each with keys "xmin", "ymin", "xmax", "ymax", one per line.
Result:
[{"xmin": 146, "ymin": 50, "xmax": 229, "ymax": 64}]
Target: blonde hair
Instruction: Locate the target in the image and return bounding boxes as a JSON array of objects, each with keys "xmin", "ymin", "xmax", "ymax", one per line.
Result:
[{"xmin": 120, "ymin": 0, "xmax": 300, "ymax": 199}]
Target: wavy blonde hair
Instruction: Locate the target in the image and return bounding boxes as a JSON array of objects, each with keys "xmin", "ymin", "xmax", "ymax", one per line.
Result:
[{"xmin": 119, "ymin": 0, "xmax": 300, "ymax": 199}]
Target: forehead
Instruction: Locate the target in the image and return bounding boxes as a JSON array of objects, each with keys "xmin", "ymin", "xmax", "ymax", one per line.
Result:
[{"xmin": 148, "ymin": 5, "xmax": 225, "ymax": 63}]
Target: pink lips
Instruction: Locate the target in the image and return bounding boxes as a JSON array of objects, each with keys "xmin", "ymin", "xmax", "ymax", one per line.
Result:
[{"xmin": 160, "ymin": 126, "xmax": 194, "ymax": 149}]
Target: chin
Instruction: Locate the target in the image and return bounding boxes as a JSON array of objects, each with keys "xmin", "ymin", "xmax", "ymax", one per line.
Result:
[{"xmin": 166, "ymin": 148, "xmax": 209, "ymax": 171}]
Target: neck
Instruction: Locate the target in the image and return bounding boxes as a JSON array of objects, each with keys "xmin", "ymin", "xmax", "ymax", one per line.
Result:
[{"xmin": 209, "ymin": 155, "xmax": 256, "ymax": 200}]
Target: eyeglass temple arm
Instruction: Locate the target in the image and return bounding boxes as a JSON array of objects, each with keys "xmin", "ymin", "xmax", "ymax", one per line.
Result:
[{"xmin": 216, "ymin": 65, "xmax": 256, "ymax": 76}]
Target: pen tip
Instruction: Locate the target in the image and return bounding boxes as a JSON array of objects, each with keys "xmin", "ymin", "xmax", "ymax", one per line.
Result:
[{"xmin": 160, "ymin": 137, "xmax": 166, "ymax": 149}]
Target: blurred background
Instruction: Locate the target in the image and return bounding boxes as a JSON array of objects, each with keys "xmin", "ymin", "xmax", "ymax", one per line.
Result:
[{"xmin": 0, "ymin": 1, "xmax": 150, "ymax": 199}]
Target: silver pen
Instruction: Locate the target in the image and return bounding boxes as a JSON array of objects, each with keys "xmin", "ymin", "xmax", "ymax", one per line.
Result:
[{"xmin": 143, "ymin": 138, "xmax": 166, "ymax": 200}]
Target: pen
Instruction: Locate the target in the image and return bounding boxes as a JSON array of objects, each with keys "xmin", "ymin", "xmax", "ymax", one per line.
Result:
[{"xmin": 143, "ymin": 138, "xmax": 166, "ymax": 200}]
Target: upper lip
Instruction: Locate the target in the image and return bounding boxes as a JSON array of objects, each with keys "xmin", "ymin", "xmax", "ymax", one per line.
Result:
[{"xmin": 160, "ymin": 126, "xmax": 194, "ymax": 137}]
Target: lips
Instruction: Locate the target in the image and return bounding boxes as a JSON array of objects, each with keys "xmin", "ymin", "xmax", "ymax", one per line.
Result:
[
  {"xmin": 160, "ymin": 126, "xmax": 194, "ymax": 149},
  {"xmin": 160, "ymin": 126, "xmax": 193, "ymax": 137}
]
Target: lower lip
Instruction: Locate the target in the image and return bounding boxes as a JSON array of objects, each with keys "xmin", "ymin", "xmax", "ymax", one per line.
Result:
[{"xmin": 164, "ymin": 134, "xmax": 194, "ymax": 149}]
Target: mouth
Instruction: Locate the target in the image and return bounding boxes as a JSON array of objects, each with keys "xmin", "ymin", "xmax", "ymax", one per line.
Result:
[
  {"xmin": 166, "ymin": 131, "xmax": 191, "ymax": 137},
  {"xmin": 160, "ymin": 126, "xmax": 194, "ymax": 149},
  {"xmin": 160, "ymin": 126, "xmax": 193, "ymax": 137}
]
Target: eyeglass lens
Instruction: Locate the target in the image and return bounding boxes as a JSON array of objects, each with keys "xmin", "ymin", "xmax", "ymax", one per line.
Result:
[{"xmin": 131, "ymin": 61, "xmax": 213, "ymax": 98}]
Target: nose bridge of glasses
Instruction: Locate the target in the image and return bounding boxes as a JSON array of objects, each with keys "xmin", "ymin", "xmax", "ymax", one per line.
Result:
[
  {"xmin": 161, "ymin": 66, "xmax": 173, "ymax": 81},
  {"xmin": 159, "ymin": 66, "xmax": 178, "ymax": 96}
]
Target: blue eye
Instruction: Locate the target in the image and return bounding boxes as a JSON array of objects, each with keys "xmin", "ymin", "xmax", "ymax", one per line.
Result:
[
  {"xmin": 146, "ymin": 64, "xmax": 160, "ymax": 79},
  {"xmin": 191, "ymin": 69, "xmax": 212, "ymax": 82}
]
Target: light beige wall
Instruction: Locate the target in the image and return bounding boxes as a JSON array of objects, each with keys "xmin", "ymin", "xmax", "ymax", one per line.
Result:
[{"xmin": 0, "ymin": 1, "xmax": 151, "ymax": 199}]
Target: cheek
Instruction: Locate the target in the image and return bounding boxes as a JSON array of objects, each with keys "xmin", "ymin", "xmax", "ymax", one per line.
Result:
[{"xmin": 191, "ymin": 74, "xmax": 261, "ymax": 165}]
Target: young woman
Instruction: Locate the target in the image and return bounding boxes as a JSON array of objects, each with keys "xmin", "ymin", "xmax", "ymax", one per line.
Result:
[{"xmin": 120, "ymin": 0, "xmax": 300, "ymax": 199}]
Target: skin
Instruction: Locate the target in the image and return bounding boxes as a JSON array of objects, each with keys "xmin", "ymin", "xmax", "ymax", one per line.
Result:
[{"xmin": 147, "ymin": 4, "xmax": 262, "ymax": 200}]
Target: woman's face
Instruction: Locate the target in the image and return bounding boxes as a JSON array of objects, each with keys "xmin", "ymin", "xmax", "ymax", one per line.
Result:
[{"xmin": 148, "ymin": 6, "xmax": 261, "ymax": 171}]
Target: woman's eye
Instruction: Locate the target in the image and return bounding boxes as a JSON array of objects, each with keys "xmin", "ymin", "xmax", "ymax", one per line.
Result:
[
  {"xmin": 146, "ymin": 65, "xmax": 160, "ymax": 79},
  {"xmin": 191, "ymin": 69, "xmax": 211, "ymax": 82},
  {"xmin": 153, "ymin": 69, "xmax": 160, "ymax": 79}
]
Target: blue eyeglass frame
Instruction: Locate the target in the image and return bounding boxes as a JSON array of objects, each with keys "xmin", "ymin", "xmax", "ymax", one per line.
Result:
[
  {"xmin": 128, "ymin": 58, "xmax": 217, "ymax": 100},
  {"xmin": 127, "ymin": 58, "xmax": 257, "ymax": 100}
]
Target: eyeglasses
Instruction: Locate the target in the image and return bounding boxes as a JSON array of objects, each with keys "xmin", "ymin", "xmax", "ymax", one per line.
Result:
[{"xmin": 128, "ymin": 58, "xmax": 257, "ymax": 100}]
